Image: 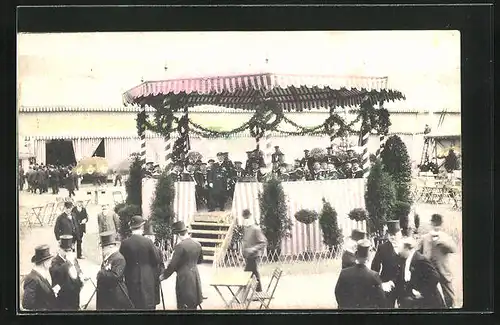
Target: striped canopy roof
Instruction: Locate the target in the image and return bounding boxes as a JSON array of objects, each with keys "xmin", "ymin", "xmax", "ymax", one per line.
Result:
[{"xmin": 122, "ymin": 73, "xmax": 405, "ymax": 111}]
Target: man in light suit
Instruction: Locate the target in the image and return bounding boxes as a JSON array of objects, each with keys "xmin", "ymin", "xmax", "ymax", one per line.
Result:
[
  {"xmin": 335, "ymin": 239, "xmax": 386, "ymax": 309},
  {"xmin": 159, "ymin": 221, "xmax": 204, "ymax": 310},
  {"xmin": 241, "ymin": 209, "xmax": 267, "ymax": 292},
  {"xmin": 418, "ymin": 214, "xmax": 458, "ymax": 308},
  {"xmin": 97, "ymin": 204, "xmax": 120, "ymax": 239},
  {"xmin": 397, "ymin": 237, "xmax": 446, "ymax": 309}
]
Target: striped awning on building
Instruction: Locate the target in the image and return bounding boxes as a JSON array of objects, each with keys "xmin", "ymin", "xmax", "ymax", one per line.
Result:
[{"xmin": 123, "ymin": 73, "xmax": 405, "ymax": 111}]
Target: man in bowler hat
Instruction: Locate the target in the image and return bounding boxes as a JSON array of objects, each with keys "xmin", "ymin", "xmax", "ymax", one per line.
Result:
[
  {"xmin": 371, "ymin": 220, "xmax": 403, "ymax": 308},
  {"xmin": 119, "ymin": 216, "xmax": 161, "ymax": 310},
  {"xmin": 335, "ymin": 239, "xmax": 386, "ymax": 309},
  {"xmin": 342, "ymin": 229, "xmax": 366, "ymax": 269},
  {"xmin": 96, "ymin": 231, "xmax": 134, "ymax": 310},
  {"xmin": 54, "ymin": 201, "xmax": 81, "ymax": 250},
  {"xmin": 22, "ymin": 245, "xmax": 58, "ymax": 311},
  {"xmin": 49, "ymin": 235, "xmax": 88, "ymax": 310},
  {"xmin": 241, "ymin": 209, "xmax": 267, "ymax": 292},
  {"xmin": 159, "ymin": 220, "xmax": 204, "ymax": 310}
]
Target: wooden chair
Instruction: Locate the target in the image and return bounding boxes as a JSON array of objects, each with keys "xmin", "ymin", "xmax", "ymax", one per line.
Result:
[
  {"xmin": 252, "ymin": 267, "xmax": 283, "ymax": 309},
  {"xmin": 42, "ymin": 202, "xmax": 55, "ymax": 225},
  {"xmin": 19, "ymin": 207, "xmax": 32, "ymax": 230},
  {"xmin": 228, "ymin": 275, "xmax": 258, "ymax": 310}
]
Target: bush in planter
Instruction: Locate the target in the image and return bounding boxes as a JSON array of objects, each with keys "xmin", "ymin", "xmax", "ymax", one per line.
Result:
[
  {"xmin": 294, "ymin": 209, "xmax": 319, "ymax": 259},
  {"xmin": 150, "ymin": 169, "xmax": 176, "ymax": 250},
  {"xmin": 259, "ymin": 178, "xmax": 293, "ymax": 260},
  {"xmin": 125, "ymin": 154, "xmax": 143, "ymax": 209},
  {"xmin": 319, "ymin": 198, "xmax": 343, "ymax": 254},
  {"xmin": 348, "ymin": 208, "xmax": 367, "ymax": 222},
  {"xmin": 115, "ymin": 203, "xmax": 141, "ymax": 240},
  {"xmin": 365, "ymin": 159, "xmax": 397, "ymax": 236},
  {"xmin": 380, "ymin": 135, "xmax": 413, "ymax": 204}
]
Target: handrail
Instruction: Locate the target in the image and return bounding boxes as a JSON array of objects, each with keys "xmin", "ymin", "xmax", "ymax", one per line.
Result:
[{"xmin": 213, "ymin": 212, "xmax": 237, "ymax": 270}]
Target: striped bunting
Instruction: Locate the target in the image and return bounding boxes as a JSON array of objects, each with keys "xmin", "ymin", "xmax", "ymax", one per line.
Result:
[
  {"xmin": 231, "ymin": 179, "xmax": 367, "ymax": 256},
  {"xmin": 141, "ymin": 178, "xmax": 196, "ymax": 225}
]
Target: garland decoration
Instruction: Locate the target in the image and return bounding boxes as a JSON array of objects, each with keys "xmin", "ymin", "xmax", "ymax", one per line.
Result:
[{"xmin": 248, "ymin": 97, "xmax": 284, "ymax": 138}]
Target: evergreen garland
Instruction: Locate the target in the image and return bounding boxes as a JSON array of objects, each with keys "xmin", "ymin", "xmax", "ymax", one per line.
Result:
[{"xmin": 319, "ymin": 198, "xmax": 343, "ymax": 254}]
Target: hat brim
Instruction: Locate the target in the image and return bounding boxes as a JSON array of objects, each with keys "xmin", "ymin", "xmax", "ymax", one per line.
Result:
[
  {"xmin": 130, "ymin": 221, "xmax": 146, "ymax": 230},
  {"xmin": 172, "ymin": 227, "xmax": 187, "ymax": 234},
  {"xmin": 31, "ymin": 253, "xmax": 54, "ymax": 264}
]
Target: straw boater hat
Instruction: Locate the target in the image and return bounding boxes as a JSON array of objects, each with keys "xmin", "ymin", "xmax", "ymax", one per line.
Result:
[
  {"xmin": 31, "ymin": 245, "xmax": 54, "ymax": 264},
  {"xmin": 59, "ymin": 235, "xmax": 74, "ymax": 251},
  {"xmin": 100, "ymin": 231, "xmax": 118, "ymax": 247},
  {"xmin": 129, "ymin": 215, "xmax": 146, "ymax": 230}
]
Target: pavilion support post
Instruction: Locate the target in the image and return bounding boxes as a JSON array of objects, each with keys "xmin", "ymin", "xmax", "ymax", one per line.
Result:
[
  {"xmin": 375, "ymin": 101, "xmax": 387, "ymax": 160},
  {"xmin": 360, "ymin": 124, "xmax": 371, "ymax": 178},
  {"xmin": 164, "ymin": 132, "xmax": 174, "ymax": 172},
  {"xmin": 139, "ymin": 105, "xmax": 147, "ymax": 169}
]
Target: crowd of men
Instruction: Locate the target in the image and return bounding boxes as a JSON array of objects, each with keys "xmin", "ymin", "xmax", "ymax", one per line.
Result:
[
  {"xmin": 19, "ymin": 164, "xmax": 81, "ymax": 197},
  {"xmin": 143, "ymin": 146, "xmax": 364, "ymax": 212},
  {"xmin": 336, "ymin": 214, "xmax": 457, "ymax": 309},
  {"xmin": 22, "ymin": 199, "xmax": 204, "ymax": 311}
]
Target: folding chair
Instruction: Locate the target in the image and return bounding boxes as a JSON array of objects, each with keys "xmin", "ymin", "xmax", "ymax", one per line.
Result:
[
  {"xmin": 228, "ymin": 275, "xmax": 258, "ymax": 310},
  {"xmin": 31, "ymin": 206, "xmax": 44, "ymax": 227},
  {"xmin": 252, "ymin": 268, "xmax": 283, "ymax": 309},
  {"xmin": 112, "ymin": 191, "xmax": 124, "ymax": 205},
  {"xmin": 42, "ymin": 202, "xmax": 55, "ymax": 225},
  {"xmin": 19, "ymin": 207, "xmax": 32, "ymax": 230}
]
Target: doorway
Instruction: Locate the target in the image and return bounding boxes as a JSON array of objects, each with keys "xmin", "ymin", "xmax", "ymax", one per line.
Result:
[
  {"xmin": 92, "ymin": 139, "xmax": 105, "ymax": 157},
  {"xmin": 46, "ymin": 140, "xmax": 76, "ymax": 166}
]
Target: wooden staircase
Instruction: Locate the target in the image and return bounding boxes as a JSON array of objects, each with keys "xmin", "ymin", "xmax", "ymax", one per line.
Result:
[{"xmin": 189, "ymin": 211, "xmax": 232, "ymax": 264}]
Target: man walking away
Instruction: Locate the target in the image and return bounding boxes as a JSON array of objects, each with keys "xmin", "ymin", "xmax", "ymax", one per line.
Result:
[
  {"xmin": 143, "ymin": 220, "xmax": 165, "ymax": 308},
  {"xmin": 114, "ymin": 172, "xmax": 123, "ymax": 187},
  {"xmin": 241, "ymin": 209, "xmax": 267, "ymax": 292},
  {"xmin": 418, "ymin": 214, "xmax": 458, "ymax": 308},
  {"xmin": 119, "ymin": 216, "xmax": 160, "ymax": 310},
  {"xmin": 72, "ymin": 201, "xmax": 89, "ymax": 259},
  {"xmin": 159, "ymin": 221, "xmax": 204, "ymax": 310},
  {"xmin": 65, "ymin": 171, "xmax": 76, "ymax": 198},
  {"xmin": 335, "ymin": 239, "xmax": 386, "ymax": 309}
]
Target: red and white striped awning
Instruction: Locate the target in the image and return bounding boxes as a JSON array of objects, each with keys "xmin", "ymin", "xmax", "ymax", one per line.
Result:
[{"xmin": 123, "ymin": 73, "xmax": 405, "ymax": 111}]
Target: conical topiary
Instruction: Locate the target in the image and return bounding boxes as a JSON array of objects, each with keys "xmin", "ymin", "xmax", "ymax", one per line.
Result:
[
  {"xmin": 150, "ymin": 169, "xmax": 176, "ymax": 250},
  {"xmin": 381, "ymin": 135, "xmax": 413, "ymax": 204},
  {"xmin": 125, "ymin": 153, "xmax": 143, "ymax": 209},
  {"xmin": 319, "ymin": 198, "xmax": 343, "ymax": 254}
]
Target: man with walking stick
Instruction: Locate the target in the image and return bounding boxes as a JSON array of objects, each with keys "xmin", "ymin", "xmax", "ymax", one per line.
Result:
[
  {"xmin": 94, "ymin": 231, "xmax": 134, "ymax": 310},
  {"xmin": 143, "ymin": 220, "xmax": 166, "ymax": 310}
]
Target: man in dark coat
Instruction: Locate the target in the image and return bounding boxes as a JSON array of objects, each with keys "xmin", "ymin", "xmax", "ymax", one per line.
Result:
[
  {"xmin": 241, "ymin": 209, "xmax": 267, "ymax": 292},
  {"xmin": 300, "ymin": 149, "xmax": 315, "ymax": 175},
  {"xmin": 143, "ymin": 220, "xmax": 166, "ymax": 308},
  {"xmin": 397, "ymin": 237, "xmax": 446, "ymax": 309},
  {"xmin": 72, "ymin": 201, "xmax": 89, "ymax": 259},
  {"xmin": 194, "ymin": 163, "xmax": 209, "ymax": 211},
  {"xmin": 342, "ymin": 229, "xmax": 366, "ymax": 269},
  {"xmin": 49, "ymin": 235, "xmax": 86, "ymax": 310},
  {"xmin": 49, "ymin": 166, "xmax": 60, "ymax": 194},
  {"xmin": 207, "ymin": 153, "xmax": 229, "ymax": 211},
  {"xmin": 96, "ymin": 231, "xmax": 134, "ymax": 310},
  {"xmin": 54, "ymin": 202, "xmax": 81, "ymax": 250},
  {"xmin": 169, "ymin": 163, "xmax": 184, "ymax": 182},
  {"xmin": 22, "ymin": 245, "xmax": 58, "ymax": 311},
  {"xmin": 65, "ymin": 171, "xmax": 76, "ymax": 198},
  {"xmin": 335, "ymin": 239, "xmax": 386, "ymax": 309},
  {"xmin": 119, "ymin": 216, "xmax": 160, "ymax": 310},
  {"xmin": 371, "ymin": 220, "xmax": 403, "ymax": 308},
  {"xmin": 159, "ymin": 221, "xmax": 203, "ymax": 310},
  {"xmin": 244, "ymin": 151, "xmax": 255, "ymax": 175}
]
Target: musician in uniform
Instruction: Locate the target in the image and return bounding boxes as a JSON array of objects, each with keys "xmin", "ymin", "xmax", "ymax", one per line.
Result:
[
  {"xmin": 143, "ymin": 220, "xmax": 166, "ymax": 308},
  {"xmin": 170, "ymin": 163, "xmax": 184, "ymax": 182},
  {"xmin": 159, "ymin": 221, "xmax": 204, "ymax": 310},
  {"xmin": 49, "ymin": 235, "xmax": 88, "ymax": 310},
  {"xmin": 335, "ymin": 239, "xmax": 386, "ymax": 309},
  {"xmin": 342, "ymin": 229, "xmax": 366, "ymax": 269},
  {"xmin": 244, "ymin": 151, "xmax": 254, "ymax": 175},
  {"xmin": 300, "ymin": 149, "xmax": 315, "ymax": 175},
  {"xmin": 352, "ymin": 161, "xmax": 364, "ymax": 178},
  {"xmin": 371, "ymin": 220, "xmax": 403, "ymax": 308},
  {"xmin": 233, "ymin": 161, "xmax": 245, "ymax": 180},
  {"xmin": 222, "ymin": 152, "xmax": 236, "ymax": 201},
  {"xmin": 96, "ymin": 231, "xmax": 134, "ymax": 310},
  {"xmin": 254, "ymin": 147, "xmax": 266, "ymax": 168},
  {"xmin": 271, "ymin": 146, "xmax": 284, "ymax": 173},
  {"xmin": 22, "ymin": 245, "xmax": 58, "ymax": 311},
  {"xmin": 248, "ymin": 162, "xmax": 264, "ymax": 182},
  {"xmin": 194, "ymin": 163, "xmax": 209, "ymax": 211},
  {"xmin": 120, "ymin": 216, "xmax": 161, "ymax": 310},
  {"xmin": 277, "ymin": 163, "xmax": 290, "ymax": 181},
  {"xmin": 207, "ymin": 153, "xmax": 229, "ymax": 211}
]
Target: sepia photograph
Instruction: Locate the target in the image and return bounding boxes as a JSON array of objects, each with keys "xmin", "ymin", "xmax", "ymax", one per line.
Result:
[{"xmin": 17, "ymin": 30, "xmax": 462, "ymax": 311}]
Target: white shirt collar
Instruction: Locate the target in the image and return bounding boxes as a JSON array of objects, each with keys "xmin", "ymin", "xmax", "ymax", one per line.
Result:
[{"xmin": 404, "ymin": 249, "xmax": 417, "ymax": 282}]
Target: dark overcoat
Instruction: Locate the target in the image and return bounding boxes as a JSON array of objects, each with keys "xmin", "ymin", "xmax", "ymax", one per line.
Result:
[
  {"xmin": 65, "ymin": 174, "xmax": 75, "ymax": 191},
  {"xmin": 96, "ymin": 251, "xmax": 134, "ymax": 310},
  {"xmin": 335, "ymin": 264, "xmax": 387, "ymax": 309},
  {"xmin": 396, "ymin": 251, "xmax": 446, "ymax": 309},
  {"xmin": 119, "ymin": 234, "xmax": 160, "ymax": 310},
  {"xmin": 22, "ymin": 270, "xmax": 58, "ymax": 311},
  {"xmin": 49, "ymin": 254, "xmax": 83, "ymax": 310},
  {"xmin": 72, "ymin": 207, "xmax": 89, "ymax": 234},
  {"xmin": 371, "ymin": 240, "xmax": 403, "ymax": 307},
  {"xmin": 153, "ymin": 245, "xmax": 166, "ymax": 305},
  {"xmin": 54, "ymin": 212, "xmax": 81, "ymax": 241},
  {"xmin": 163, "ymin": 237, "xmax": 203, "ymax": 309}
]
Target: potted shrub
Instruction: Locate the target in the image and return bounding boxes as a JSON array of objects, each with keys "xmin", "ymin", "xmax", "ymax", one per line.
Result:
[
  {"xmin": 150, "ymin": 170, "xmax": 176, "ymax": 250},
  {"xmin": 319, "ymin": 198, "xmax": 343, "ymax": 256},
  {"xmin": 348, "ymin": 208, "xmax": 367, "ymax": 222},
  {"xmin": 294, "ymin": 209, "xmax": 319, "ymax": 260}
]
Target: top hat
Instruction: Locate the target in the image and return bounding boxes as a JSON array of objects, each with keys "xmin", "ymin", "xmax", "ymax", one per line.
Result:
[
  {"xmin": 129, "ymin": 215, "xmax": 146, "ymax": 230},
  {"xmin": 207, "ymin": 159, "xmax": 215, "ymax": 163},
  {"xmin": 63, "ymin": 201, "xmax": 74, "ymax": 209},
  {"xmin": 234, "ymin": 161, "xmax": 242, "ymax": 165},
  {"xmin": 242, "ymin": 209, "xmax": 251, "ymax": 219},
  {"xmin": 274, "ymin": 146, "xmax": 280, "ymax": 149},
  {"xmin": 355, "ymin": 239, "xmax": 371, "ymax": 258},
  {"xmin": 350, "ymin": 229, "xmax": 366, "ymax": 241},
  {"xmin": 430, "ymin": 214, "xmax": 443, "ymax": 226},
  {"xmin": 143, "ymin": 220, "xmax": 155, "ymax": 236},
  {"xmin": 31, "ymin": 245, "xmax": 54, "ymax": 264},
  {"xmin": 172, "ymin": 221, "xmax": 187, "ymax": 234},
  {"xmin": 59, "ymin": 235, "xmax": 74, "ymax": 251},
  {"xmin": 386, "ymin": 220, "xmax": 401, "ymax": 235},
  {"xmin": 100, "ymin": 231, "xmax": 118, "ymax": 247}
]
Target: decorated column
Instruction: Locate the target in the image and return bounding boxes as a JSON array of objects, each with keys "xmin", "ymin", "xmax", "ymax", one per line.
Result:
[
  {"xmin": 360, "ymin": 128, "xmax": 371, "ymax": 178},
  {"xmin": 164, "ymin": 133, "xmax": 175, "ymax": 171},
  {"xmin": 137, "ymin": 104, "xmax": 147, "ymax": 168},
  {"xmin": 263, "ymin": 129, "xmax": 273, "ymax": 169}
]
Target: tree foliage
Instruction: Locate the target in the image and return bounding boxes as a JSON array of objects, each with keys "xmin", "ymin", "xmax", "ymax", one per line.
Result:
[
  {"xmin": 114, "ymin": 203, "xmax": 141, "ymax": 240},
  {"xmin": 259, "ymin": 177, "xmax": 293, "ymax": 258},
  {"xmin": 381, "ymin": 135, "xmax": 413, "ymax": 204},
  {"xmin": 125, "ymin": 154, "xmax": 143, "ymax": 209},
  {"xmin": 319, "ymin": 198, "xmax": 343, "ymax": 253},
  {"xmin": 365, "ymin": 159, "xmax": 397, "ymax": 236},
  {"xmin": 150, "ymin": 169, "xmax": 176, "ymax": 249},
  {"xmin": 348, "ymin": 208, "xmax": 368, "ymax": 222},
  {"xmin": 294, "ymin": 209, "xmax": 319, "ymax": 225}
]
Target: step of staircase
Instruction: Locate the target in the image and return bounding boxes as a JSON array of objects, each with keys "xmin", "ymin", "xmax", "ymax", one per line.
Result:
[{"xmin": 191, "ymin": 211, "xmax": 233, "ymax": 264}]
